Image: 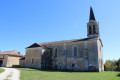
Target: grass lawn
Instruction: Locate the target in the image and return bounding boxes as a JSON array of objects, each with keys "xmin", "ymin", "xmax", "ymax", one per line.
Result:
[
  {"xmin": 17, "ymin": 68, "xmax": 120, "ymax": 80},
  {"xmin": 0, "ymin": 68, "xmax": 4, "ymax": 73}
]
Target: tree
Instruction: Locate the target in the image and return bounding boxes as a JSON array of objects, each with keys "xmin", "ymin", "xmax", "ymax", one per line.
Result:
[
  {"xmin": 104, "ymin": 60, "xmax": 117, "ymax": 71},
  {"xmin": 115, "ymin": 58, "xmax": 120, "ymax": 71}
]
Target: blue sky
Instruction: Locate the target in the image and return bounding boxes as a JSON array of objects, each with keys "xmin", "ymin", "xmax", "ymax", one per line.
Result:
[{"xmin": 0, "ymin": 0, "xmax": 120, "ymax": 62}]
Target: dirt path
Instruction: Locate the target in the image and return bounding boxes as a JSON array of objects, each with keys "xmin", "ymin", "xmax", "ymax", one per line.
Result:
[{"xmin": 0, "ymin": 67, "xmax": 20, "ymax": 80}]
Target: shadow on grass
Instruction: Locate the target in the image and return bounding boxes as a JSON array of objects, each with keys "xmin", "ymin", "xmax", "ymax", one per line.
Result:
[
  {"xmin": 14, "ymin": 67, "xmax": 99, "ymax": 73},
  {"xmin": 117, "ymin": 73, "xmax": 120, "ymax": 77}
]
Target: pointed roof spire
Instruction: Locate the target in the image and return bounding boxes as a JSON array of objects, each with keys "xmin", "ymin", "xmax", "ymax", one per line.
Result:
[{"xmin": 89, "ymin": 7, "xmax": 96, "ymax": 21}]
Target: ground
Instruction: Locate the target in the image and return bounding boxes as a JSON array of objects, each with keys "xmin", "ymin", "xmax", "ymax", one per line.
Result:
[
  {"xmin": 17, "ymin": 68, "xmax": 120, "ymax": 80},
  {"xmin": 0, "ymin": 68, "xmax": 120, "ymax": 80},
  {"xmin": 0, "ymin": 67, "xmax": 20, "ymax": 80}
]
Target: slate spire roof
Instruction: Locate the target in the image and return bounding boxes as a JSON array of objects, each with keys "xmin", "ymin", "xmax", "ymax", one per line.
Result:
[{"xmin": 89, "ymin": 7, "xmax": 96, "ymax": 21}]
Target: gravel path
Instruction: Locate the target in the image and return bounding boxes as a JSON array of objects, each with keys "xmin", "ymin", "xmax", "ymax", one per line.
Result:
[{"xmin": 0, "ymin": 67, "xmax": 20, "ymax": 80}]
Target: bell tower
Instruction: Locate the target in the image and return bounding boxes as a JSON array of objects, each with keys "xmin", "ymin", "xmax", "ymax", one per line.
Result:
[{"xmin": 87, "ymin": 7, "xmax": 100, "ymax": 38}]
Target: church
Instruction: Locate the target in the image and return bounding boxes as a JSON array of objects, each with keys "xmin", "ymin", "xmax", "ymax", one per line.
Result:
[{"xmin": 22, "ymin": 7, "xmax": 104, "ymax": 72}]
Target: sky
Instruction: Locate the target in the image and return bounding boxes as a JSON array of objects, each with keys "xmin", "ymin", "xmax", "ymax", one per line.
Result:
[{"xmin": 0, "ymin": 0, "xmax": 120, "ymax": 62}]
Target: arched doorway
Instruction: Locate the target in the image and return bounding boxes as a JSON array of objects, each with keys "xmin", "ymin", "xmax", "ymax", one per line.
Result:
[{"xmin": 0, "ymin": 60, "xmax": 3, "ymax": 67}]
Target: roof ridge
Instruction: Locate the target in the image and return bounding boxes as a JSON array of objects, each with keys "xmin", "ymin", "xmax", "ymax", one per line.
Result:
[
  {"xmin": 38, "ymin": 37, "xmax": 97, "ymax": 45},
  {"xmin": 39, "ymin": 38, "xmax": 86, "ymax": 44},
  {"xmin": 1, "ymin": 51, "xmax": 18, "ymax": 53}
]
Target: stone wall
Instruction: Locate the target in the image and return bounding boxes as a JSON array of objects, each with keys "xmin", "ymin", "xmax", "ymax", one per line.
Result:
[
  {"xmin": 46, "ymin": 38, "xmax": 99, "ymax": 71},
  {"xmin": 19, "ymin": 59, "xmax": 25, "ymax": 67},
  {"xmin": 0, "ymin": 55, "xmax": 22, "ymax": 67},
  {"xmin": 25, "ymin": 47, "xmax": 43, "ymax": 68},
  {"xmin": 97, "ymin": 39, "xmax": 104, "ymax": 72},
  {"xmin": 24, "ymin": 38, "xmax": 103, "ymax": 72},
  {"xmin": 7, "ymin": 56, "xmax": 21, "ymax": 67},
  {"xmin": 0, "ymin": 55, "xmax": 8, "ymax": 67}
]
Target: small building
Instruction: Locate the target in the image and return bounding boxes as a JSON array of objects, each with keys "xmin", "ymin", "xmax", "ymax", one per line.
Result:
[
  {"xmin": 0, "ymin": 51, "xmax": 24, "ymax": 67},
  {"xmin": 21, "ymin": 7, "xmax": 104, "ymax": 72}
]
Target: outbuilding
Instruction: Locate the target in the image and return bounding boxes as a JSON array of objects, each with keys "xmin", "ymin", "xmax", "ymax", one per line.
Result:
[{"xmin": 0, "ymin": 51, "xmax": 24, "ymax": 67}]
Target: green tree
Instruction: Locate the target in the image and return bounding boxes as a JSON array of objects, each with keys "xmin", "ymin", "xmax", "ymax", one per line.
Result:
[
  {"xmin": 115, "ymin": 58, "xmax": 120, "ymax": 71},
  {"xmin": 104, "ymin": 60, "xmax": 117, "ymax": 71}
]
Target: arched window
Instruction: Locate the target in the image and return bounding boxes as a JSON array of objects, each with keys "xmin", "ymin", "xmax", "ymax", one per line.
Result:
[
  {"xmin": 72, "ymin": 64, "xmax": 75, "ymax": 67},
  {"xmin": 99, "ymin": 59, "xmax": 101, "ymax": 66},
  {"xmin": 93, "ymin": 25, "xmax": 96, "ymax": 33},
  {"xmin": 31, "ymin": 58, "xmax": 34, "ymax": 64},
  {"xmin": 89, "ymin": 26, "xmax": 92, "ymax": 34},
  {"xmin": 55, "ymin": 48, "xmax": 57, "ymax": 57},
  {"xmin": 74, "ymin": 47, "xmax": 77, "ymax": 58},
  {"xmin": 101, "ymin": 59, "xmax": 103, "ymax": 68},
  {"xmin": 100, "ymin": 46, "xmax": 101, "ymax": 52}
]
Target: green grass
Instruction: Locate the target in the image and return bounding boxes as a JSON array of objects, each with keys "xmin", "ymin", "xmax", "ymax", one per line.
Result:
[
  {"xmin": 0, "ymin": 68, "xmax": 5, "ymax": 73},
  {"xmin": 17, "ymin": 68, "xmax": 120, "ymax": 80}
]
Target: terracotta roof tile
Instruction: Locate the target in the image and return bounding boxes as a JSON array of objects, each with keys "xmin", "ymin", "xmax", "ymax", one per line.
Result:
[
  {"xmin": 0, "ymin": 51, "xmax": 24, "ymax": 57},
  {"xmin": 38, "ymin": 37, "xmax": 97, "ymax": 46},
  {"xmin": 27, "ymin": 37, "xmax": 98, "ymax": 48}
]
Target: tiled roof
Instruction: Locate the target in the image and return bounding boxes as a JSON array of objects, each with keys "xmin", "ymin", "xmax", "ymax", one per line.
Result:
[
  {"xmin": 38, "ymin": 37, "xmax": 97, "ymax": 46},
  {"xmin": 27, "ymin": 37, "xmax": 98, "ymax": 48},
  {"xmin": 0, "ymin": 51, "xmax": 24, "ymax": 57}
]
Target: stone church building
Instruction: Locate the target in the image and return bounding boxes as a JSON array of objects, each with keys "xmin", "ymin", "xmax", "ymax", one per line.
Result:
[{"xmin": 22, "ymin": 7, "xmax": 104, "ymax": 72}]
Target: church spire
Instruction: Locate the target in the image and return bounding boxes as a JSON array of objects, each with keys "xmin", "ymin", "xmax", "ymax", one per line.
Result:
[
  {"xmin": 89, "ymin": 7, "xmax": 96, "ymax": 21},
  {"xmin": 87, "ymin": 7, "xmax": 100, "ymax": 38}
]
